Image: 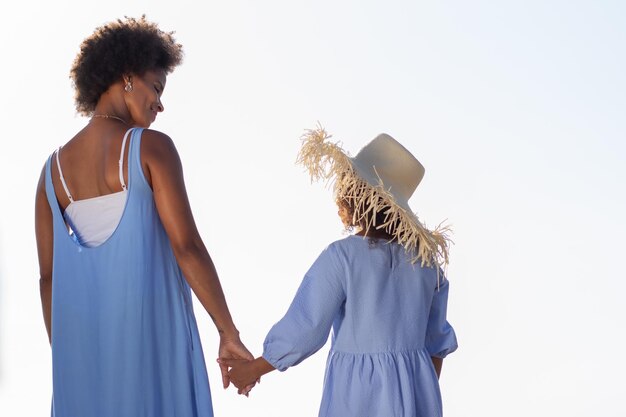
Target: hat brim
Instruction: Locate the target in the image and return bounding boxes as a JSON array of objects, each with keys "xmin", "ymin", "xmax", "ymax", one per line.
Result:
[{"xmin": 297, "ymin": 126, "xmax": 451, "ymax": 268}]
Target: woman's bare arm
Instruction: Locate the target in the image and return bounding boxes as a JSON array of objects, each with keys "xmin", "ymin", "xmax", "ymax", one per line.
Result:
[
  {"xmin": 142, "ymin": 130, "xmax": 252, "ymax": 387},
  {"xmin": 35, "ymin": 165, "xmax": 54, "ymax": 344}
]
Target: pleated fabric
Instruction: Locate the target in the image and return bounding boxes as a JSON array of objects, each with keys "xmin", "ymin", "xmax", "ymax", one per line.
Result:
[
  {"xmin": 263, "ymin": 236, "xmax": 457, "ymax": 417},
  {"xmin": 45, "ymin": 128, "xmax": 213, "ymax": 417}
]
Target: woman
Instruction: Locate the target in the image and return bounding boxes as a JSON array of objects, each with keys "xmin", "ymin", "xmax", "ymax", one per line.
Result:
[
  {"xmin": 34, "ymin": 16, "xmax": 250, "ymax": 416},
  {"xmin": 220, "ymin": 127, "xmax": 458, "ymax": 416}
]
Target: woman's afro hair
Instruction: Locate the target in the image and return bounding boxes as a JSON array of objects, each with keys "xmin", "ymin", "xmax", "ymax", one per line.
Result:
[{"xmin": 70, "ymin": 16, "xmax": 183, "ymax": 115}]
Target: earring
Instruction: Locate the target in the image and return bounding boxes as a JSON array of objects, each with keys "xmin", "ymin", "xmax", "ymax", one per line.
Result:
[{"xmin": 124, "ymin": 81, "xmax": 133, "ymax": 92}]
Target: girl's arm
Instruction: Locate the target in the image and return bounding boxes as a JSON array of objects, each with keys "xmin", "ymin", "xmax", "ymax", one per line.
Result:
[
  {"xmin": 220, "ymin": 244, "xmax": 346, "ymax": 395},
  {"xmin": 260, "ymin": 244, "xmax": 346, "ymax": 372},
  {"xmin": 425, "ymin": 277, "xmax": 457, "ymax": 378},
  {"xmin": 142, "ymin": 130, "xmax": 252, "ymax": 387},
  {"xmin": 431, "ymin": 356, "xmax": 443, "ymax": 378}
]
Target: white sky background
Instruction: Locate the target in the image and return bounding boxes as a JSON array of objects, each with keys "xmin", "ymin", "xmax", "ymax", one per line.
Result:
[{"xmin": 0, "ymin": 1, "xmax": 625, "ymax": 416}]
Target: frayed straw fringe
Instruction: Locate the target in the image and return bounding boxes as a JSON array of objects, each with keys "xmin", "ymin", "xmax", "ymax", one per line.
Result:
[{"xmin": 296, "ymin": 125, "xmax": 452, "ymax": 271}]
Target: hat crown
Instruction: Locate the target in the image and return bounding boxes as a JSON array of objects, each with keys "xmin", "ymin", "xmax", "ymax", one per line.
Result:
[{"xmin": 350, "ymin": 134, "xmax": 425, "ymax": 206}]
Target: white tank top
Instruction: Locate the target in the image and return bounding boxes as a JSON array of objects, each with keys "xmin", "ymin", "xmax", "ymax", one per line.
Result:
[{"xmin": 55, "ymin": 128, "xmax": 132, "ymax": 247}]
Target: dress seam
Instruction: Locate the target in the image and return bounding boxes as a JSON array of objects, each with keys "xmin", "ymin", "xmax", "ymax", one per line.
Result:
[{"xmin": 329, "ymin": 347, "xmax": 428, "ymax": 355}]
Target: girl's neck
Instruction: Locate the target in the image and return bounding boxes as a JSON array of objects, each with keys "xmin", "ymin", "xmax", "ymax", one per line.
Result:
[{"xmin": 355, "ymin": 228, "xmax": 393, "ymax": 240}]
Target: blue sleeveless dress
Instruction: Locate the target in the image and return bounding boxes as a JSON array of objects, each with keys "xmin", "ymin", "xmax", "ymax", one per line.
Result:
[{"xmin": 45, "ymin": 128, "xmax": 213, "ymax": 417}]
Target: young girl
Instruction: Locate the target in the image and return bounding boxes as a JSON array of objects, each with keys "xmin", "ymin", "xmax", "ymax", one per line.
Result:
[{"xmin": 220, "ymin": 127, "xmax": 457, "ymax": 416}]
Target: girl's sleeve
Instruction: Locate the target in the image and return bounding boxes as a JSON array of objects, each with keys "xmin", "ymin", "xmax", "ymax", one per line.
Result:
[
  {"xmin": 425, "ymin": 277, "xmax": 458, "ymax": 358},
  {"xmin": 262, "ymin": 244, "xmax": 346, "ymax": 371}
]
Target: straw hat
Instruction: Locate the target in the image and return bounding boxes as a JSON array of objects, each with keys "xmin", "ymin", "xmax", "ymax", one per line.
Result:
[{"xmin": 297, "ymin": 125, "xmax": 451, "ymax": 268}]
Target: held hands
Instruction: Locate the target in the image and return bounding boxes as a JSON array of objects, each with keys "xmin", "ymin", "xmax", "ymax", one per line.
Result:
[
  {"xmin": 217, "ymin": 333, "xmax": 255, "ymax": 391},
  {"xmin": 218, "ymin": 358, "xmax": 261, "ymax": 396}
]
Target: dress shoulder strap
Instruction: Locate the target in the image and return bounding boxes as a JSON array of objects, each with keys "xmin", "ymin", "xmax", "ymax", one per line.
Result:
[
  {"xmin": 119, "ymin": 128, "xmax": 134, "ymax": 191},
  {"xmin": 129, "ymin": 128, "xmax": 146, "ymax": 182},
  {"xmin": 55, "ymin": 147, "xmax": 74, "ymax": 203}
]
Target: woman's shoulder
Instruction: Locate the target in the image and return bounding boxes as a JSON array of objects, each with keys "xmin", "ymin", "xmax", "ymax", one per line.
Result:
[
  {"xmin": 139, "ymin": 128, "xmax": 174, "ymax": 149},
  {"xmin": 133, "ymin": 129, "xmax": 183, "ymax": 187},
  {"xmin": 138, "ymin": 129, "xmax": 181, "ymax": 163}
]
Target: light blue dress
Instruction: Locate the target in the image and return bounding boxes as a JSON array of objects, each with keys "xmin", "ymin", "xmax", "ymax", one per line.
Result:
[
  {"xmin": 263, "ymin": 236, "xmax": 457, "ymax": 417},
  {"xmin": 44, "ymin": 128, "xmax": 213, "ymax": 417}
]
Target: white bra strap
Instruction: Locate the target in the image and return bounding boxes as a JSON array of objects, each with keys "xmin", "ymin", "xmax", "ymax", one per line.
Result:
[
  {"xmin": 55, "ymin": 147, "xmax": 74, "ymax": 203},
  {"xmin": 118, "ymin": 128, "xmax": 133, "ymax": 190}
]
